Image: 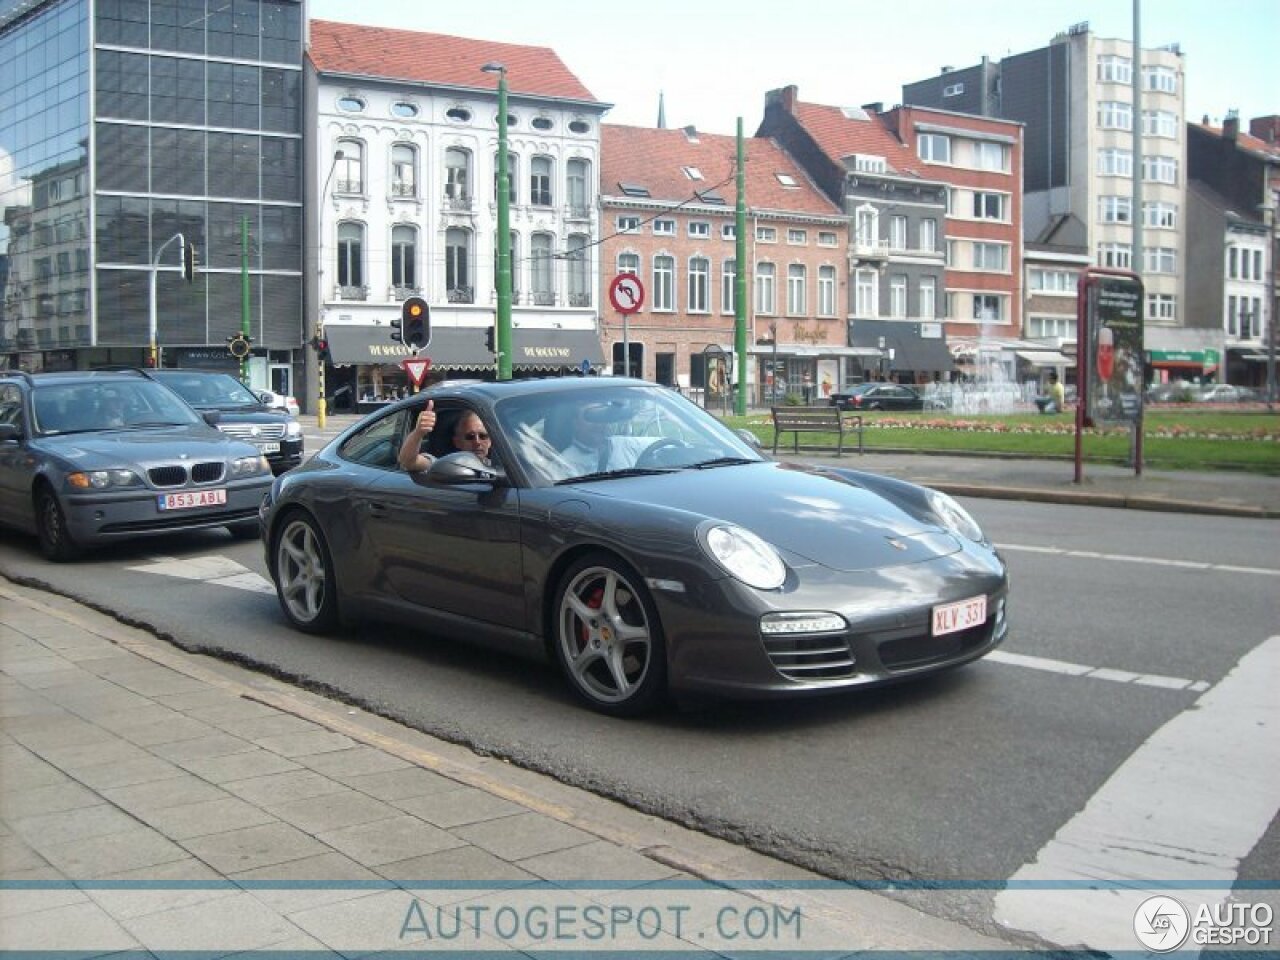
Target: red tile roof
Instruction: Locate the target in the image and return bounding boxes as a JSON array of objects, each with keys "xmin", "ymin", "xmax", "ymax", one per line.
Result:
[
  {"xmin": 309, "ymin": 20, "xmax": 600, "ymax": 104},
  {"xmin": 601, "ymin": 125, "xmax": 841, "ymax": 217},
  {"xmin": 790, "ymin": 101, "xmax": 930, "ymax": 178},
  {"xmin": 1192, "ymin": 122, "xmax": 1280, "ymax": 161}
]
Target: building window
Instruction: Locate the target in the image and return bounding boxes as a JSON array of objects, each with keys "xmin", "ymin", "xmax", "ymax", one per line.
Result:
[
  {"xmin": 445, "ymin": 106, "xmax": 471, "ymax": 123},
  {"xmin": 1027, "ymin": 315, "xmax": 1075, "ymax": 339},
  {"xmin": 1097, "ymin": 101, "xmax": 1133, "ymax": 130},
  {"xmin": 972, "ymin": 242, "xmax": 1008, "ymax": 271},
  {"xmin": 1143, "ymin": 202, "xmax": 1178, "ymax": 228},
  {"xmin": 1097, "ymin": 55, "xmax": 1133, "ymax": 84},
  {"xmin": 1227, "ymin": 247, "xmax": 1240, "ymax": 279},
  {"xmin": 974, "ymin": 141, "xmax": 1008, "ymax": 172},
  {"xmin": 391, "ymin": 101, "xmax": 419, "ymax": 118},
  {"xmin": 817, "ymin": 230, "xmax": 838, "ymax": 247},
  {"xmin": 530, "ymin": 233, "xmax": 555, "ymax": 305},
  {"xmin": 1148, "ymin": 293, "xmax": 1177, "ymax": 322},
  {"xmin": 682, "ymin": 165, "xmax": 703, "ymax": 180},
  {"xmin": 918, "ymin": 133, "xmax": 951, "ymax": 163},
  {"xmin": 567, "ymin": 233, "xmax": 590, "ymax": 307},
  {"xmin": 855, "ymin": 205, "xmax": 878, "ymax": 247},
  {"xmin": 618, "ymin": 216, "xmax": 640, "ymax": 233},
  {"xmin": 722, "ymin": 259, "xmax": 736, "ymax": 315},
  {"xmin": 722, "ymin": 223, "xmax": 737, "ymax": 240},
  {"xmin": 786, "ymin": 264, "xmax": 806, "ymax": 315},
  {"xmin": 818, "ymin": 266, "xmax": 836, "ymax": 317},
  {"xmin": 755, "ymin": 262, "xmax": 776, "ymax": 315},
  {"xmin": 972, "ymin": 191, "xmax": 1007, "ymax": 221},
  {"xmin": 445, "ymin": 148, "xmax": 470, "ymax": 204},
  {"xmin": 919, "ymin": 218, "xmax": 937, "ymax": 252},
  {"xmin": 787, "ymin": 228, "xmax": 807, "ymax": 245},
  {"xmin": 889, "ymin": 274, "xmax": 907, "ymax": 318},
  {"xmin": 337, "ymin": 95, "xmax": 365, "ymax": 113},
  {"xmin": 1097, "ymin": 148, "xmax": 1134, "ymax": 177},
  {"xmin": 1143, "ymin": 66, "xmax": 1177, "ymax": 94},
  {"xmin": 973, "ymin": 294, "xmax": 1003, "ymax": 323},
  {"xmin": 567, "ymin": 158, "xmax": 590, "ymax": 216},
  {"xmin": 1097, "ymin": 242, "xmax": 1132, "ymax": 269},
  {"xmin": 943, "ymin": 82, "xmax": 964, "ymax": 97},
  {"xmin": 445, "ymin": 227, "xmax": 471, "ymax": 302},
  {"xmin": 756, "ymin": 225, "xmax": 777, "ymax": 242},
  {"xmin": 335, "ymin": 140, "xmax": 364, "ymax": 194},
  {"xmin": 1144, "ymin": 247, "xmax": 1177, "ymax": 274},
  {"xmin": 653, "ymin": 219, "xmax": 676, "ymax": 236},
  {"xmin": 1143, "ymin": 110, "xmax": 1179, "ymax": 138},
  {"xmin": 689, "ymin": 221, "xmax": 710, "ymax": 238},
  {"xmin": 854, "ymin": 269, "xmax": 876, "ymax": 316},
  {"xmin": 532, "ymin": 116, "xmax": 554, "ymax": 131},
  {"xmin": 1142, "ymin": 155, "xmax": 1178, "ymax": 184},
  {"xmin": 1029, "ymin": 268, "xmax": 1075, "ymax": 292},
  {"xmin": 530, "ymin": 156, "xmax": 553, "ymax": 206},
  {"xmin": 337, "ymin": 222, "xmax": 364, "ymax": 290},
  {"xmin": 888, "ymin": 216, "xmax": 907, "ymax": 250},
  {"xmin": 1098, "ymin": 195, "xmax": 1132, "ymax": 223},
  {"xmin": 653, "ymin": 255, "xmax": 674, "ymax": 311},
  {"xmin": 391, "ymin": 225, "xmax": 417, "ymax": 292},
  {"xmin": 689, "ymin": 256, "xmax": 710, "ymax": 313},
  {"xmin": 492, "ymin": 152, "xmax": 518, "ymax": 204},
  {"xmin": 919, "ymin": 276, "xmax": 936, "ymax": 319},
  {"xmin": 618, "ymin": 252, "xmax": 640, "ymax": 275},
  {"xmin": 390, "ymin": 144, "xmax": 416, "ymax": 198}
]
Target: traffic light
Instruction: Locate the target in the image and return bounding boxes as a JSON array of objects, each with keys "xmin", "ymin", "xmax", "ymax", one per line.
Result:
[
  {"xmin": 182, "ymin": 240, "xmax": 198, "ymax": 283},
  {"xmin": 400, "ymin": 296, "xmax": 429, "ymax": 349},
  {"xmin": 314, "ymin": 337, "xmax": 330, "ymax": 363},
  {"xmin": 484, "ymin": 326, "xmax": 496, "ymax": 354}
]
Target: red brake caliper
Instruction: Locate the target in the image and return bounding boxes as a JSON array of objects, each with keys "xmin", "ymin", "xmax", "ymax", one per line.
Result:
[{"xmin": 577, "ymin": 584, "xmax": 604, "ymax": 648}]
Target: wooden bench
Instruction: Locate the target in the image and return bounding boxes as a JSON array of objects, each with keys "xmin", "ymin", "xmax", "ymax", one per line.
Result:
[{"xmin": 770, "ymin": 406, "xmax": 863, "ymax": 456}]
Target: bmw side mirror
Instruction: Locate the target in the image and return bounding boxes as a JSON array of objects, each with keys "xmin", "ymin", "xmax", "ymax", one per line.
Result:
[
  {"xmin": 257, "ymin": 391, "xmax": 273, "ymax": 405},
  {"xmin": 426, "ymin": 451, "xmax": 503, "ymax": 486},
  {"xmin": 202, "ymin": 410, "xmax": 222, "ymax": 426},
  {"xmin": 0, "ymin": 423, "xmax": 21, "ymax": 442}
]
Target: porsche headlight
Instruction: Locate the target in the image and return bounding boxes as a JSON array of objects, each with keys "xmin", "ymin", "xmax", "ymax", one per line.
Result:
[
  {"xmin": 68, "ymin": 469, "xmax": 142, "ymax": 489},
  {"xmin": 703, "ymin": 524, "xmax": 786, "ymax": 591},
  {"xmin": 928, "ymin": 490, "xmax": 985, "ymax": 543},
  {"xmin": 231, "ymin": 455, "xmax": 270, "ymax": 477}
]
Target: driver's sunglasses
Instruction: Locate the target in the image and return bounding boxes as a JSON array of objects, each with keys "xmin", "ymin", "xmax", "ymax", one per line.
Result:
[{"xmin": 462, "ymin": 431, "xmax": 489, "ymax": 441}]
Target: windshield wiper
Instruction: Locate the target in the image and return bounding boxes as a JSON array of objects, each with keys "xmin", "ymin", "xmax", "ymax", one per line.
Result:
[
  {"xmin": 128, "ymin": 421, "xmax": 185, "ymax": 428},
  {"xmin": 690, "ymin": 456, "xmax": 759, "ymax": 469},
  {"xmin": 556, "ymin": 467, "xmax": 676, "ymax": 485}
]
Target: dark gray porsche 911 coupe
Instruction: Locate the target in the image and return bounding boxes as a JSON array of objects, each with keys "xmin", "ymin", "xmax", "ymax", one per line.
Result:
[{"xmin": 261, "ymin": 377, "xmax": 1008, "ymax": 715}]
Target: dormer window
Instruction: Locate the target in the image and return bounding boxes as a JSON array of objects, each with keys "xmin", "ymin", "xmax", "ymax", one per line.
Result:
[
  {"xmin": 391, "ymin": 101, "xmax": 418, "ymax": 118},
  {"xmin": 775, "ymin": 173, "xmax": 797, "ymax": 187},
  {"xmin": 682, "ymin": 166, "xmax": 704, "ymax": 181},
  {"xmin": 337, "ymin": 96, "xmax": 365, "ymax": 113},
  {"xmin": 445, "ymin": 106, "xmax": 472, "ymax": 123},
  {"xmin": 532, "ymin": 116, "xmax": 554, "ymax": 131}
]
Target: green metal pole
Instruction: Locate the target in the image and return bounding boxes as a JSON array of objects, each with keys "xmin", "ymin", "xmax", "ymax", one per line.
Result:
[
  {"xmin": 734, "ymin": 118, "xmax": 748, "ymax": 416},
  {"xmin": 495, "ymin": 70, "xmax": 513, "ymax": 381},
  {"xmin": 240, "ymin": 216, "xmax": 251, "ymax": 381}
]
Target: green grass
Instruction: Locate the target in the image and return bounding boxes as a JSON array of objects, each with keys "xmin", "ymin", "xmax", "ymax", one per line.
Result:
[{"xmin": 724, "ymin": 409, "xmax": 1280, "ymax": 474}]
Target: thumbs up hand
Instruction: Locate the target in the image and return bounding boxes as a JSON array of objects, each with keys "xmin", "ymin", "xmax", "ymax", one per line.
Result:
[{"xmin": 415, "ymin": 400, "xmax": 436, "ymax": 435}]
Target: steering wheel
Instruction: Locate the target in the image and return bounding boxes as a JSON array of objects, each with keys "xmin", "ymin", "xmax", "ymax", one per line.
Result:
[{"xmin": 635, "ymin": 437, "xmax": 692, "ymax": 469}]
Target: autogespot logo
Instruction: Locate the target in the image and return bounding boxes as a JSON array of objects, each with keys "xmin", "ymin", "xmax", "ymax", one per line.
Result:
[{"xmin": 1134, "ymin": 895, "xmax": 1191, "ymax": 952}]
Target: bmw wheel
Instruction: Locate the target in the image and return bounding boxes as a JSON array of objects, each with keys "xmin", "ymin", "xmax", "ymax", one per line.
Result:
[
  {"xmin": 36, "ymin": 489, "xmax": 79, "ymax": 562},
  {"xmin": 272, "ymin": 512, "xmax": 338, "ymax": 633},
  {"xmin": 553, "ymin": 554, "xmax": 666, "ymax": 716}
]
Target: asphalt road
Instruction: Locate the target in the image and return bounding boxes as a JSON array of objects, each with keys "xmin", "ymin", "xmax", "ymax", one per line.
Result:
[{"xmin": 1, "ymin": 497, "xmax": 1277, "ymax": 942}]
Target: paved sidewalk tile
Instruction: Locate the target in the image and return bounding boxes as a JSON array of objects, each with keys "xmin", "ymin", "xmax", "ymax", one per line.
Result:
[
  {"xmin": 221, "ymin": 768, "xmax": 351, "ymax": 807},
  {"xmin": 393, "ymin": 785, "xmax": 524, "ymax": 829},
  {"xmin": 181, "ymin": 821, "xmax": 330, "ymax": 873},
  {"xmin": 232, "ymin": 851, "xmax": 387, "ymax": 912},
  {"xmin": 318, "ymin": 814, "xmax": 465, "ymax": 867},
  {"xmin": 298, "ymin": 746, "xmax": 411, "ymax": 779},
  {"xmin": 36, "ymin": 826, "xmax": 189, "ymax": 878},
  {"xmin": 177, "ymin": 747, "xmax": 303, "ymax": 783},
  {"xmin": 0, "ymin": 780, "xmax": 102, "ymax": 820},
  {"xmin": 517, "ymin": 839, "xmax": 680, "ymax": 885},
  {"xmin": 133, "ymin": 796, "xmax": 279, "ymax": 840},
  {"xmin": 74, "ymin": 753, "xmax": 187, "ymax": 791},
  {"xmin": 337, "ymin": 765, "xmax": 457, "ymax": 801},
  {"xmin": 149, "ymin": 732, "xmax": 259, "ymax": 763},
  {"xmin": 102, "ymin": 774, "xmax": 234, "ymax": 813},
  {"xmin": 87, "ymin": 856, "xmax": 236, "ymax": 920},
  {"xmin": 0, "ymin": 900, "xmax": 139, "ymax": 953},
  {"xmin": 9, "ymin": 803, "xmax": 141, "ymax": 847},
  {"xmin": 454, "ymin": 811, "xmax": 596, "ymax": 861},
  {"xmin": 119, "ymin": 891, "xmax": 305, "ymax": 954}
]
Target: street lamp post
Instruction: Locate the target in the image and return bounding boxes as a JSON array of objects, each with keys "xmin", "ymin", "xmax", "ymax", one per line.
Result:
[
  {"xmin": 149, "ymin": 232, "xmax": 185, "ymax": 367},
  {"xmin": 1263, "ymin": 201, "xmax": 1278, "ymax": 410},
  {"xmin": 483, "ymin": 62, "xmax": 513, "ymax": 381},
  {"xmin": 315, "ymin": 148, "xmax": 345, "ymax": 428}
]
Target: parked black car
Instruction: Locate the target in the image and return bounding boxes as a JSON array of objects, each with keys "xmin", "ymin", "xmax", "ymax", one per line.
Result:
[
  {"xmin": 830, "ymin": 383, "xmax": 925, "ymax": 412},
  {"xmin": 0, "ymin": 370, "xmax": 273, "ymax": 561},
  {"xmin": 141, "ymin": 369, "xmax": 304, "ymax": 474}
]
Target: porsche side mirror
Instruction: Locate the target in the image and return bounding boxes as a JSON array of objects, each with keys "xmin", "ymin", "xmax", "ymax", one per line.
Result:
[{"xmin": 426, "ymin": 451, "xmax": 503, "ymax": 486}]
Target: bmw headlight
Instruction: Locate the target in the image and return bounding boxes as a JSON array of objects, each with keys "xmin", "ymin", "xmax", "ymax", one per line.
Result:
[
  {"xmin": 231, "ymin": 455, "xmax": 270, "ymax": 477},
  {"xmin": 928, "ymin": 490, "xmax": 985, "ymax": 543},
  {"xmin": 285, "ymin": 420, "xmax": 302, "ymax": 439},
  {"xmin": 702, "ymin": 524, "xmax": 786, "ymax": 591},
  {"xmin": 68, "ymin": 469, "xmax": 142, "ymax": 489}
]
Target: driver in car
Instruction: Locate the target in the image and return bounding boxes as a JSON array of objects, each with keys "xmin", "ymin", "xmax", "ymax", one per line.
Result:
[
  {"xmin": 556, "ymin": 402, "xmax": 653, "ymax": 477},
  {"xmin": 398, "ymin": 401, "xmax": 493, "ymax": 471}
]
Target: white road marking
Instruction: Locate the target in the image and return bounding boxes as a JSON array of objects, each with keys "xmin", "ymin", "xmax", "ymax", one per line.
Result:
[
  {"xmin": 127, "ymin": 556, "xmax": 275, "ymax": 595},
  {"xmin": 985, "ymin": 650, "xmax": 1210, "ymax": 692},
  {"xmin": 1000, "ymin": 542, "xmax": 1280, "ymax": 577},
  {"xmin": 994, "ymin": 635, "xmax": 1280, "ymax": 952}
]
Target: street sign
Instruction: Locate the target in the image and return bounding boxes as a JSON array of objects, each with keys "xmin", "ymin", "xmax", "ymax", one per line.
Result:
[
  {"xmin": 608, "ymin": 273, "xmax": 644, "ymax": 314},
  {"xmin": 401, "ymin": 357, "xmax": 432, "ymax": 388}
]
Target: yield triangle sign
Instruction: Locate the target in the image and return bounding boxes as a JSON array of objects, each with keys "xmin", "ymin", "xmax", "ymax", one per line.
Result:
[{"xmin": 402, "ymin": 357, "xmax": 431, "ymax": 388}]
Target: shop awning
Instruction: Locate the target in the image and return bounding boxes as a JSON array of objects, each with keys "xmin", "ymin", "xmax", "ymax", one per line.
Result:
[
  {"xmin": 849, "ymin": 320, "xmax": 953, "ymax": 372},
  {"xmin": 324, "ymin": 324, "xmax": 417, "ymax": 366},
  {"xmin": 1147, "ymin": 348, "xmax": 1220, "ymax": 366},
  {"xmin": 511, "ymin": 328, "xmax": 605, "ymax": 369},
  {"xmin": 324, "ymin": 324, "xmax": 603, "ymax": 371},
  {"xmin": 1015, "ymin": 349, "xmax": 1073, "ymax": 367}
]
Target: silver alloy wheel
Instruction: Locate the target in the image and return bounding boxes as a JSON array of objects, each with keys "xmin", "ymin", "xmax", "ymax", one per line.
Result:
[
  {"xmin": 276, "ymin": 517, "xmax": 327, "ymax": 624},
  {"xmin": 557, "ymin": 564, "xmax": 653, "ymax": 706}
]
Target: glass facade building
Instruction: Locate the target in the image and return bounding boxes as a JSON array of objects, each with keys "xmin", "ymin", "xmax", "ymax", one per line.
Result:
[{"xmin": 1, "ymin": 0, "xmax": 304, "ymax": 369}]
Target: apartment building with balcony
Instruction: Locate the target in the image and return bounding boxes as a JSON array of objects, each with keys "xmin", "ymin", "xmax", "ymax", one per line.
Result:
[
  {"xmin": 1, "ymin": 0, "xmax": 306, "ymax": 396},
  {"xmin": 599, "ymin": 124, "xmax": 855, "ymax": 403},
  {"xmin": 308, "ymin": 21, "xmax": 608, "ymax": 399},
  {"xmin": 757, "ymin": 86, "xmax": 954, "ymax": 382},
  {"xmin": 903, "ymin": 22, "xmax": 1191, "ymax": 363}
]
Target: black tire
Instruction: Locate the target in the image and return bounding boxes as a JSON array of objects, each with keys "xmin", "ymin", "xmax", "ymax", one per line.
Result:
[
  {"xmin": 35, "ymin": 488, "xmax": 79, "ymax": 562},
  {"xmin": 270, "ymin": 511, "xmax": 339, "ymax": 633},
  {"xmin": 551, "ymin": 552, "xmax": 667, "ymax": 716},
  {"xmin": 227, "ymin": 520, "xmax": 260, "ymax": 540}
]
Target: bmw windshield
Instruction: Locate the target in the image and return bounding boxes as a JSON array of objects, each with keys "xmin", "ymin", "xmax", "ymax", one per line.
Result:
[{"xmin": 32, "ymin": 380, "xmax": 204, "ymax": 435}]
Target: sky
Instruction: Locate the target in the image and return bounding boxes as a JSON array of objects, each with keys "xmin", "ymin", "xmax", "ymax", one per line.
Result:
[{"xmin": 308, "ymin": 0, "xmax": 1276, "ymax": 137}]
